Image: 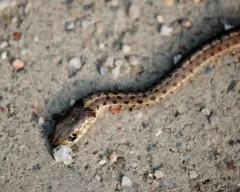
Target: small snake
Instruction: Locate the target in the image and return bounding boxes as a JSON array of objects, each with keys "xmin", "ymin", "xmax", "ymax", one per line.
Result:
[{"xmin": 52, "ymin": 27, "xmax": 240, "ymax": 147}]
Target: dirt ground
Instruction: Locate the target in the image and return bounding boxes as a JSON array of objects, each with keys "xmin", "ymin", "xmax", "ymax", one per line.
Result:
[{"xmin": 0, "ymin": 0, "xmax": 240, "ymax": 191}]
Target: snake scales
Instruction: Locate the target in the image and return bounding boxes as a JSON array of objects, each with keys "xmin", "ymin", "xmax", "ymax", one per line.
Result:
[{"xmin": 52, "ymin": 27, "xmax": 240, "ymax": 147}]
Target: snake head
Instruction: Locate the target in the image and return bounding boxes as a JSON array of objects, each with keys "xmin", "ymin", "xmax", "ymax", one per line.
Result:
[{"xmin": 52, "ymin": 107, "xmax": 96, "ymax": 147}]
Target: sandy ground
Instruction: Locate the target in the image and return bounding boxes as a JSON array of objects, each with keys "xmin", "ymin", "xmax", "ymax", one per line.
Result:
[{"xmin": 0, "ymin": 0, "xmax": 240, "ymax": 191}]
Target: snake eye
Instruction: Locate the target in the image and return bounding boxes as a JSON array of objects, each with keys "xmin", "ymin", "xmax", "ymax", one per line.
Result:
[{"xmin": 68, "ymin": 133, "xmax": 77, "ymax": 142}]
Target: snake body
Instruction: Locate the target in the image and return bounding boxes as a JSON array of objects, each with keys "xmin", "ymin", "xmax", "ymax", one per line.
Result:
[{"xmin": 52, "ymin": 27, "xmax": 240, "ymax": 147}]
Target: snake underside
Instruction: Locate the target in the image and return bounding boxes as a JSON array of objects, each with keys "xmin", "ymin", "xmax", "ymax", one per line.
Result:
[{"xmin": 52, "ymin": 27, "xmax": 240, "ymax": 147}]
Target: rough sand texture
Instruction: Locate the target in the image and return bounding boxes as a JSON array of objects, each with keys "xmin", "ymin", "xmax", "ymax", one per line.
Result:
[{"xmin": 0, "ymin": 0, "xmax": 240, "ymax": 191}]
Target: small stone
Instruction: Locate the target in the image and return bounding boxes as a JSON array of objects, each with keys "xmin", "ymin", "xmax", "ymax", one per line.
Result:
[
  {"xmin": 1, "ymin": 52, "xmax": 7, "ymax": 60},
  {"xmin": 122, "ymin": 44, "xmax": 131, "ymax": 55},
  {"xmin": 0, "ymin": 41, "xmax": 8, "ymax": 49},
  {"xmin": 13, "ymin": 32, "xmax": 22, "ymax": 41},
  {"xmin": 109, "ymin": 151, "xmax": 118, "ymax": 162},
  {"xmin": 155, "ymin": 129, "xmax": 162, "ymax": 137},
  {"xmin": 128, "ymin": 3, "xmax": 141, "ymax": 20},
  {"xmin": 81, "ymin": 18, "xmax": 92, "ymax": 29},
  {"xmin": 135, "ymin": 112, "xmax": 143, "ymax": 119},
  {"xmin": 128, "ymin": 56, "xmax": 141, "ymax": 66},
  {"xmin": 99, "ymin": 42, "xmax": 105, "ymax": 50},
  {"xmin": 201, "ymin": 108, "xmax": 211, "ymax": 116},
  {"xmin": 52, "ymin": 145, "xmax": 74, "ymax": 165},
  {"xmin": 12, "ymin": 59, "xmax": 24, "ymax": 70},
  {"xmin": 114, "ymin": 59, "xmax": 124, "ymax": 67},
  {"xmin": 121, "ymin": 176, "xmax": 132, "ymax": 187},
  {"xmin": 69, "ymin": 57, "xmax": 82, "ymax": 69},
  {"xmin": 164, "ymin": 0, "xmax": 175, "ymax": 6},
  {"xmin": 111, "ymin": 66, "xmax": 120, "ymax": 79},
  {"xmin": 224, "ymin": 24, "xmax": 234, "ymax": 31},
  {"xmin": 154, "ymin": 170, "xmax": 164, "ymax": 179},
  {"xmin": 130, "ymin": 162, "xmax": 138, "ymax": 168},
  {"xmin": 38, "ymin": 116, "xmax": 44, "ymax": 126},
  {"xmin": 156, "ymin": 15, "xmax": 164, "ymax": 24},
  {"xmin": 24, "ymin": 3, "xmax": 31, "ymax": 14},
  {"xmin": 189, "ymin": 171, "xmax": 198, "ymax": 179},
  {"xmin": 20, "ymin": 49, "xmax": 29, "ymax": 56},
  {"xmin": 99, "ymin": 66, "xmax": 109, "ymax": 76},
  {"xmin": 99, "ymin": 159, "xmax": 107, "ymax": 165},
  {"xmin": 180, "ymin": 19, "xmax": 192, "ymax": 29},
  {"xmin": 173, "ymin": 54, "xmax": 182, "ymax": 64},
  {"xmin": 33, "ymin": 36, "xmax": 39, "ymax": 42},
  {"xmin": 11, "ymin": 17, "xmax": 18, "ymax": 24},
  {"xmin": 95, "ymin": 174, "xmax": 102, "ymax": 181},
  {"xmin": 65, "ymin": 21, "xmax": 75, "ymax": 31},
  {"xmin": 70, "ymin": 98, "xmax": 76, "ymax": 106},
  {"xmin": 159, "ymin": 25, "xmax": 173, "ymax": 36},
  {"xmin": 104, "ymin": 56, "xmax": 114, "ymax": 68}
]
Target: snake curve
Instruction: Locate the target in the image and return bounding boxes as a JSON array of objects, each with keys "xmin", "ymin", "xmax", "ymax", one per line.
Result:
[{"xmin": 52, "ymin": 26, "xmax": 240, "ymax": 147}]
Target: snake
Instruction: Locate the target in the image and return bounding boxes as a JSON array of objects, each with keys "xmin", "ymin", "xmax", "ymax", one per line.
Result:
[{"xmin": 52, "ymin": 26, "xmax": 240, "ymax": 147}]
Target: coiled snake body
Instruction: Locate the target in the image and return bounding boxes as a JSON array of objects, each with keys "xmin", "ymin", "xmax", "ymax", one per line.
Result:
[{"xmin": 52, "ymin": 27, "xmax": 240, "ymax": 147}]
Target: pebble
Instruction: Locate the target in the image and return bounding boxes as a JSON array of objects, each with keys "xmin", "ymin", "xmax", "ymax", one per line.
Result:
[
  {"xmin": 12, "ymin": 59, "xmax": 25, "ymax": 70},
  {"xmin": 98, "ymin": 42, "xmax": 105, "ymax": 50},
  {"xmin": 38, "ymin": 116, "xmax": 44, "ymax": 126},
  {"xmin": 201, "ymin": 108, "xmax": 211, "ymax": 116},
  {"xmin": 180, "ymin": 19, "xmax": 192, "ymax": 29},
  {"xmin": 155, "ymin": 129, "xmax": 162, "ymax": 137},
  {"xmin": 122, "ymin": 44, "xmax": 131, "ymax": 55},
  {"xmin": 99, "ymin": 66, "xmax": 109, "ymax": 76},
  {"xmin": 70, "ymin": 98, "xmax": 76, "ymax": 106},
  {"xmin": 95, "ymin": 174, "xmax": 102, "ymax": 181},
  {"xmin": 130, "ymin": 162, "xmax": 138, "ymax": 168},
  {"xmin": 121, "ymin": 176, "xmax": 132, "ymax": 187},
  {"xmin": 1, "ymin": 52, "xmax": 7, "ymax": 60},
  {"xmin": 0, "ymin": 41, "xmax": 8, "ymax": 49},
  {"xmin": 189, "ymin": 171, "xmax": 198, "ymax": 179},
  {"xmin": 81, "ymin": 18, "xmax": 92, "ymax": 29},
  {"xmin": 154, "ymin": 170, "xmax": 164, "ymax": 179},
  {"xmin": 164, "ymin": 0, "xmax": 175, "ymax": 6},
  {"xmin": 20, "ymin": 49, "xmax": 29, "ymax": 56},
  {"xmin": 128, "ymin": 3, "xmax": 141, "ymax": 20},
  {"xmin": 159, "ymin": 25, "xmax": 173, "ymax": 36},
  {"xmin": 69, "ymin": 57, "xmax": 82, "ymax": 69},
  {"xmin": 99, "ymin": 159, "xmax": 107, "ymax": 165},
  {"xmin": 65, "ymin": 21, "xmax": 75, "ymax": 31},
  {"xmin": 24, "ymin": 3, "xmax": 31, "ymax": 14},
  {"xmin": 52, "ymin": 145, "xmax": 74, "ymax": 165},
  {"xmin": 33, "ymin": 36, "xmax": 39, "ymax": 42},
  {"xmin": 109, "ymin": 151, "xmax": 118, "ymax": 162},
  {"xmin": 156, "ymin": 15, "xmax": 164, "ymax": 24},
  {"xmin": 104, "ymin": 56, "xmax": 114, "ymax": 68},
  {"xmin": 173, "ymin": 54, "xmax": 182, "ymax": 64},
  {"xmin": 110, "ymin": 0, "xmax": 119, "ymax": 7},
  {"xmin": 128, "ymin": 56, "xmax": 141, "ymax": 66},
  {"xmin": 135, "ymin": 112, "xmax": 143, "ymax": 119},
  {"xmin": 111, "ymin": 66, "xmax": 120, "ymax": 79}
]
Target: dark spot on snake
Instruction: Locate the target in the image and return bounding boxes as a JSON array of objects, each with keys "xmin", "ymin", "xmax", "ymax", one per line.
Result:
[
  {"xmin": 124, "ymin": 101, "xmax": 129, "ymax": 104},
  {"xmin": 162, "ymin": 90, "xmax": 167, "ymax": 94},
  {"xmin": 182, "ymin": 74, "xmax": 186, "ymax": 78},
  {"xmin": 130, "ymin": 96, "xmax": 135, "ymax": 99},
  {"xmin": 113, "ymin": 100, "xmax": 117, "ymax": 104},
  {"xmin": 150, "ymin": 96, "xmax": 156, "ymax": 101},
  {"xmin": 137, "ymin": 100, "xmax": 143, "ymax": 104},
  {"xmin": 129, "ymin": 108, "xmax": 133, "ymax": 111},
  {"xmin": 119, "ymin": 105, "xmax": 122, "ymax": 108},
  {"xmin": 103, "ymin": 102, "xmax": 107, "ymax": 105},
  {"xmin": 106, "ymin": 96, "xmax": 110, "ymax": 100},
  {"xmin": 117, "ymin": 96, "xmax": 122, "ymax": 99},
  {"xmin": 172, "ymin": 82, "xmax": 177, "ymax": 86},
  {"xmin": 153, "ymin": 89, "xmax": 159, "ymax": 93},
  {"xmin": 146, "ymin": 103, "xmax": 149, "ymax": 106}
]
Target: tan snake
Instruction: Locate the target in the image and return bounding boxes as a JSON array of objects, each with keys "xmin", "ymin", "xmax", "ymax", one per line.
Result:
[{"xmin": 52, "ymin": 27, "xmax": 240, "ymax": 147}]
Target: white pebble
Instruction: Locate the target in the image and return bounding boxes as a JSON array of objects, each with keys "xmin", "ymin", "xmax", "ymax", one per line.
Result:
[
  {"xmin": 99, "ymin": 159, "xmax": 107, "ymax": 165},
  {"xmin": 173, "ymin": 54, "xmax": 182, "ymax": 64},
  {"xmin": 99, "ymin": 66, "xmax": 109, "ymax": 76},
  {"xmin": 160, "ymin": 25, "xmax": 173, "ymax": 36},
  {"xmin": 121, "ymin": 176, "xmax": 132, "ymax": 187},
  {"xmin": 20, "ymin": 49, "xmax": 29, "ymax": 56},
  {"xmin": 99, "ymin": 42, "xmax": 105, "ymax": 50},
  {"xmin": 224, "ymin": 24, "xmax": 234, "ymax": 31},
  {"xmin": 38, "ymin": 116, "xmax": 44, "ymax": 126},
  {"xmin": 111, "ymin": 66, "xmax": 120, "ymax": 79},
  {"xmin": 135, "ymin": 112, "xmax": 143, "ymax": 119},
  {"xmin": 130, "ymin": 162, "xmax": 138, "ymax": 168},
  {"xmin": 1, "ymin": 52, "xmax": 7, "ymax": 60},
  {"xmin": 69, "ymin": 57, "xmax": 82, "ymax": 69},
  {"xmin": 156, "ymin": 15, "xmax": 164, "ymax": 24},
  {"xmin": 189, "ymin": 171, "xmax": 198, "ymax": 179},
  {"xmin": 81, "ymin": 18, "xmax": 92, "ymax": 29},
  {"xmin": 128, "ymin": 56, "xmax": 141, "ymax": 66},
  {"xmin": 33, "ymin": 36, "xmax": 39, "ymax": 42},
  {"xmin": 128, "ymin": 3, "xmax": 141, "ymax": 20},
  {"xmin": 155, "ymin": 129, "xmax": 162, "ymax": 137},
  {"xmin": 154, "ymin": 170, "xmax": 164, "ymax": 179},
  {"xmin": 122, "ymin": 44, "xmax": 131, "ymax": 55},
  {"xmin": 65, "ymin": 21, "xmax": 75, "ymax": 31},
  {"xmin": 95, "ymin": 174, "xmax": 102, "ymax": 181},
  {"xmin": 52, "ymin": 145, "xmax": 74, "ymax": 165},
  {"xmin": 70, "ymin": 98, "xmax": 76, "ymax": 106},
  {"xmin": 104, "ymin": 56, "xmax": 114, "ymax": 68},
  {"xmin": 24, "ymin": 3, "xmax": 31, "ymax": 14},
  {"xmin": 0, "ymin": 41, "xmax": 8, "ymax": 49},
  {"xmin": 201, "ymin": 108, "xmax": 211, "ymax": 116}
]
